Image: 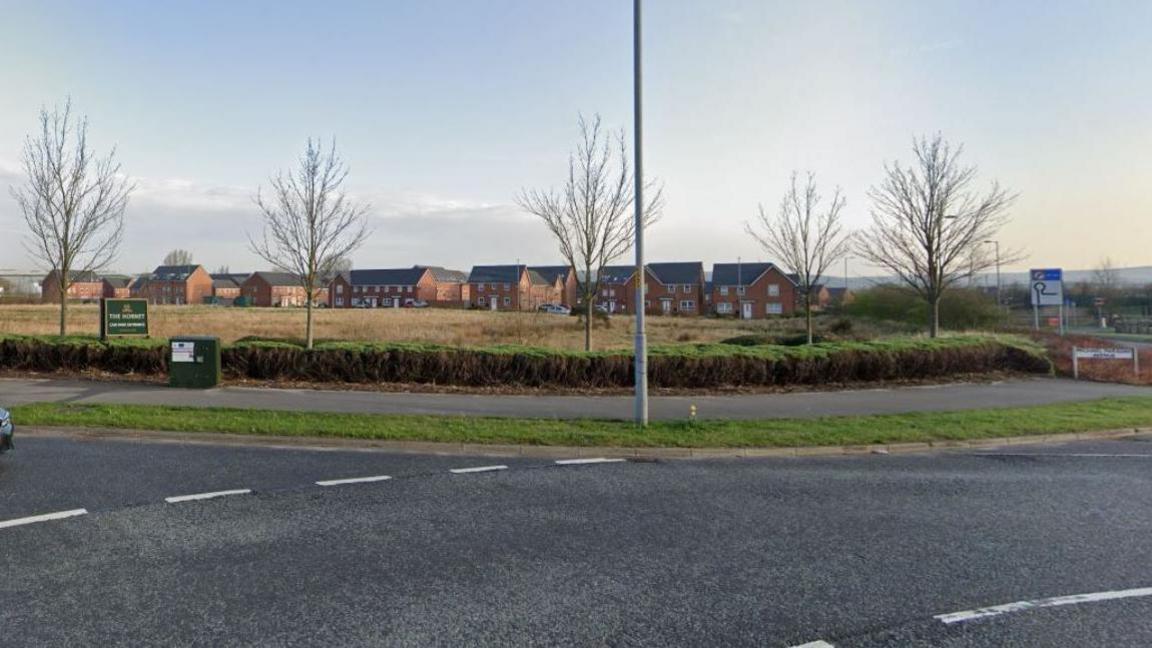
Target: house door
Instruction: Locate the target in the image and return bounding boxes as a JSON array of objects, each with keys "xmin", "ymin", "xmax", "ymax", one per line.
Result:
[
  {"xmin": 741, "ymin": 302, "xmax": 753, "ymax": 319},
  {"xmin": 490, "ymin": 297, "xmax": 498, "ymax": 311},
  {"xmin": 660, "ymin": 299, "xmax": 672, "ymax": 314},
  {"xmin": 392, "ymin": 297, "xmax": 401, "ymax": 308}
]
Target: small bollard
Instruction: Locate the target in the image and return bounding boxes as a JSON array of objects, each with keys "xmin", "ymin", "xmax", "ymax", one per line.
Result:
[{"xmin": 689, "ymin": 404, "xmax": 697, "ymax": 422}]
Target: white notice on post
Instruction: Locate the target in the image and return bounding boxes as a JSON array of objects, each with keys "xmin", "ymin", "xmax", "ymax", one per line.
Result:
[{"xmin": 171, "ymin": 341, "xmax": 195, "ymax": 363}]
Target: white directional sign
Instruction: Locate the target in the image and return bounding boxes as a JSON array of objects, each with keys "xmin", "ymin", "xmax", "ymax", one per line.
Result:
[
  {"xmin": 1030, "ymin": 268, "xmax": 1063, "ymax": 306},
  {"xmin": 1074, "ymin": 347, "xmax": 1134, "ymax": 360}
]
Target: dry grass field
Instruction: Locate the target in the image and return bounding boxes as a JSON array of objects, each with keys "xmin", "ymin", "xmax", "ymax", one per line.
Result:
[{"xmin": 0, "ymin": 304, "xmax": 823, "ymax": 350}]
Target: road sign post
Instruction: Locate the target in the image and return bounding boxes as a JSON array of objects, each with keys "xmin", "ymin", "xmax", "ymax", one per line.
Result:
[{"xmin": 1030, "ymin": 268, "xmax": 1063, "ymax": 333}]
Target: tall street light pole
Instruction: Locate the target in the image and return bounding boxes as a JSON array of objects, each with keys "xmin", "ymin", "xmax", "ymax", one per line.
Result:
[
  {"xmin": 632, "ymin": 0, "xmax": 648, "ymax": 427},
  {"xmin": 984, "ymin": 240, "xmax": 1002, "ymax": 309}
]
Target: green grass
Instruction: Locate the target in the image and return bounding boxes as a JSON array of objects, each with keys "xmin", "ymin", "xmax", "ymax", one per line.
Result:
[{"xmin": 13, "ymin": 397, "xmax": 1152, "ymax": 448}]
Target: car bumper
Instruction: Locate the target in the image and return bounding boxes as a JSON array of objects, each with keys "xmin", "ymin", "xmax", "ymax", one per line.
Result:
[{"xmin": 0, "ymin": 420, "xmax": 13, "ymax": 452}]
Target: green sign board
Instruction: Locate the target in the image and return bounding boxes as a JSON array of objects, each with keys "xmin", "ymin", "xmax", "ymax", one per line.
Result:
[{"xmin": 100, "ymin": 298, "xmax": 149, "ymax": 338}]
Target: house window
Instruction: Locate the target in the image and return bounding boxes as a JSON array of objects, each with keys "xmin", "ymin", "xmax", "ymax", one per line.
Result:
[
  {"xmin": 503, "ymin": 296, "xmax": 511, "ymax": 305},
  {"xmin": 490, "ymin": 283, "xmax": 498, "ymax": 290},
  {"xmin": 478, "ymin": 296, "xmax": 486, "ymax": 305},
  {"xmin": 719, "ymin": 286, "xmax": 729, "ymax": 296},
  {"xmin": 503, "ymin": 283, "xmax": 510, "ymax": 290},
  {"xmin": 736, "ymin": 286, "xmax": 746, "ymax": 296},
  {"xmin": 682, "ymin": 284, "xmax": 691, "ymax": 293},
  {"xmin": 767, "ymin": 302, "xmax": 783, "ymax": 315},
  {"xmin": 768, "ymin": 284, "xmax": 780, "ymax": 297},
  {"xmin": 354, "ymin": 286, "xmax": 362, "ymax": 293},
  {"xmin": 336, "ymin": 285, "xmax": 344, "ymax": 295},
  {"xmin": 404, "ymin": 285, "xmax": 412, "ymax": 292},
  {"xmin": 335, "ymin": 297, "xmax": 344, "ymax": 306},
  {"xmin": 609, "ymin": 288, "xmax": 616, "ymax": 297},
  {"xmin": 716, "ymin": 302, "xmax": 733, "ymax": 314},
  {"xmin": 602, "ymin": 288, "xmax": 609, "ymax": 297},
  {"xmin": 478, "ymin": 284, "xmax": 485, "ymax": 291},
  {"xmin": 679, "ymin": 300, "xmax": 695, "ymax": 310},
  {"xmin": 644, "ymin": 300, "xmax": 651, "ymax": 308}
]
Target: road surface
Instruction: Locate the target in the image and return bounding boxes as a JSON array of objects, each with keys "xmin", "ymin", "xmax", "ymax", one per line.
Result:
[
  {"xmin": 2, "ymin": 376, "xmax": 1150, "ymax": 420},
  {"xmin": 4, "ymin": 432, "xmax": 1152, "ymax": 645}
]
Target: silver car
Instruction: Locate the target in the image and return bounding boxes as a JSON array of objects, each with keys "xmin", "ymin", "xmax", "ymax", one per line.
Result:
[{"xmin": 0, "ymin": 407, "xmax": 12, "ymax": 454}]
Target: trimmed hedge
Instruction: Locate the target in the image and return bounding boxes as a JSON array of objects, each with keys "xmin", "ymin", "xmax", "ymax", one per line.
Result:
[{"xmin": 0, "ymin": 334, "xmax": 1050, "ymax": 389}]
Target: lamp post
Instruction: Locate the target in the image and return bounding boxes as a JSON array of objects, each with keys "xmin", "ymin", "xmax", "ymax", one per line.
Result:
[
  {"xmin": 983, "ymin": 240, "xmax": 1001, "ymax": 309},
  {"xmin": 843, "ymin": 256, "xmax": 851, "ymax": 291},
  {"xmin": 632, "ymin": 0, "xmax": 648, "ymax": 427}
]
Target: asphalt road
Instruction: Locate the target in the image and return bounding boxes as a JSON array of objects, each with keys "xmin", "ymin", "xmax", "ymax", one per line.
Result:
[
  {"xmin": 3, "ymin": 376, "xmax": 1151, "ymax": 420},
  {"xmin": 5, "ymin": 433, "xmax": 1152, "ymax": 646}
]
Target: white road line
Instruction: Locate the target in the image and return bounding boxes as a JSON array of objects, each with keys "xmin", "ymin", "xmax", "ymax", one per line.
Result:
[
  {"xmin": 555, "ymin": 458, "xmax": 628, "ymax": 465},
  {"xmin": 790, "ymin": 641, "xmax": 836, "ymax": 648},
  {"xmin": 316, "ymin": 475, "xmax": 392, "ymax": 487},
  {"xmin": 969, "ymin": 453, "xmax": 1152, "ymax": 458},
  {"xmin": 165, "ymin": 489, "xmax": 252, "ymax": 504},
  {"xmin": 450, "ymin": 465, "xmax": 508, "ymax": 474},
  {"xmin": 0, "ymin": 508, "xmax": 88, "ymax": 530},
  {"xmin": 935, "ymin": 586, "xmax": 1152, "ymax": 624}
]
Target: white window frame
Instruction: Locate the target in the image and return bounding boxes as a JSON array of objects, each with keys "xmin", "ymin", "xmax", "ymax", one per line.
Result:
[
  {"xmin": 736, "ymin": 286, "xmax": 747, "ymax": 296},
  {"xmin": 478, "ymin": 284, "xmax": 485, "ymax": 291},
  {"xmin": 679, "ymin": 299, "xmax": 695, "ymax": 311},
  {"xmin": 336, "ymin": 284, "xmax": 344, "ymax": 294},
  {"xmin": 503, "ymin": 295, "xmax": 511, "ymax": 306},
  {"xmin": 478, "ymin": 296, "xmax": 486, "ymax": 306},
  {"xmin": 766, "ymin": 302, "xmax": 783, "ymax": 315},
  {"xmin": 719, "ymin": 286, "xmax": 729, "ymax": 296},
  {"xmin": 716, "ymin": 302, "xmax": 733, "ymax": 314},
  {"xmin": 768, "ymin": 284, "xmax": 780, "ymax": 297}
]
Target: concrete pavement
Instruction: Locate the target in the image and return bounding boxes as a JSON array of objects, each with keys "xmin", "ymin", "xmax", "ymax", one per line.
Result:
[
  {"xmin": 3, "ymin": 376, "xmax": 1150, "ymax": 420},
  {"xmin": 4, "ymin": 434, "xmax": 1152, "ymax": 645}
]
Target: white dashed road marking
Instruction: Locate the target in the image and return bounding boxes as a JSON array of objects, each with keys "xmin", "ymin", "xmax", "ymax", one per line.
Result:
[
  {"xmin": 935, "ymin": 586, "xmax": 1152, "ymax": 624},
  {"xmin": 790, "ymin": 641, "xmax": 836, "ymax": 648},
  {"xmin": 555, "ymin": 458, "xmax": 628, "ymax": 465},
  {"xmin": 316, "ymin": 475, "xmax": 392, "ymax": 487},
  {"xmin": 449, "ymin": 465, "xmax": 508, "ymax": 474},
  {"xmin": 0, "ymin": 508, "xmax": 88, "ymax": 530},
  {"xmin": 165, "ymin": 489, "xmax": 252, "ymax": 504}
]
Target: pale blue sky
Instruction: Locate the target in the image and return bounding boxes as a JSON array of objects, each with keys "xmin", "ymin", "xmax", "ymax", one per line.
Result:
[{"xmin": 1, "ymin": 0, "xmax": 1149, "ymax": 274}]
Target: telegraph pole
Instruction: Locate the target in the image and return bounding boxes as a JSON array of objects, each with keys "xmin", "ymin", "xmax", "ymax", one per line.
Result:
[{"xmin": 632, "ymin": 0, "xmax": 648, "ymax": 427}]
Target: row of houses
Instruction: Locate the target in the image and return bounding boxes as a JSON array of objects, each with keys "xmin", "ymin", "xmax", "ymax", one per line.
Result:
[{"xmin": 42, "ymin": 261, "xmax": 852, "ymax": 318}]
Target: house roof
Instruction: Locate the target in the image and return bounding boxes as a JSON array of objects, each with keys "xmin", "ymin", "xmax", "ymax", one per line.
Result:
[
  {"xmin": 150, "ymin": 265, "xmax": 202, "ymax": 281},
  {"xmin": 712, "ymin": 262, "xmax": 795, "ymax": 287},
  {"xmin": 413, "ymin": 266, "xmax": 468, "ymax": 283},
  {"xmin": 102, "ymin": 276, "xmax": 132, "ymax": 288},
  {"xmin": 597, "ymin": 265, "xmax": 636, "ymax": 285},
  {"xmin": 529, "ymin": 265, "xmax": 574, "ymax": 285},
  {"xmin": 344, "ymin": 268, "xmax": 428, "ymax": 286},
  {"xmin": 212, "ymin": 276, "xmax": 242, "ymax": 290},
  {"xmin": 467, "ymin": 265, "xmax": 526, "ymax": 284},
  {"xmin": 250, "ymin": 271, "xmax": 303, "ymax": 287},
  {"xmin": 647, "ymin": 262, "xmax": 704, "ymax": 285},
  {"xmin": 46, "ymin": 270, "xmax": 101, "ymax": 283},
  {"xmin": 827, "ymin": 287, "xmax": 851, "ymax": 298}
]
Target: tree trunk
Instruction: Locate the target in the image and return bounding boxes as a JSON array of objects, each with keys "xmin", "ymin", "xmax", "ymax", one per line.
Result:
[
  {"xmin": 305, "ymin": 292, "xmax": 315, "ymax": 350},
  {"xmin": 805, "ymin": 293, "xmax": 814, "ymax": 344},
  {"xmin": 58, "ymin": 283, "xmax": 68, "ymax": 336},
  {"xmin": 584, "ymin": 308, "xmax": 592, "ymax": 352},
  {"xmin": 930, "ymin": 297, "xmax": 941, "ymax": 338}
]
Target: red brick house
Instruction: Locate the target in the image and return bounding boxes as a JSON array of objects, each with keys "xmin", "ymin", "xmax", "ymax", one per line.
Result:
[
  {"xmin": 211, "ymin": 273, "xmax": 247, "ymax": 303},
  {"xmin": 132, "ymin": 265, "xmax": 214, "ymax": 305},
  {"xmin": 328, "ymin": 266, "xmax": 469, "ymax": 308},
  {"xmin": 101, "ymin": 276, "xmax": 132, "ymax": 299},
  {"xmin": 594, "ymin": 262, "xmax": 705, "ymax": 316},
  {"xmin": 241, "ymin": 271, "xmax": 327, "ymax": 307},
  {"xmin": 710, "ymin": 262, "xmax": 798, "ymax": 319},
  {"xmin": 528, "ymin": 265, "xmax": 579, "ymax": 307},
  {"xmin": 466, "ymin": 265, "xmax": 558, "ymax": 311},
  {"xmin": 40, "ymin": 270, "xmax": 103, "ymax": 303}
]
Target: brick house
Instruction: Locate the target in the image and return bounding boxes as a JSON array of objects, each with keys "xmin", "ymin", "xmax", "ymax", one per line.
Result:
[
  {"xmin": 40, "ymin": 270, "xmax": 104, "ymax": 303},
  {"xmin": 528, "ymin": 265, "xmax": 579, "ymax": 307},
  {"xmin": 710, "ymin": 262, "xmax": 798, "ymax": 319},
  {"xmin": 131, "ymin": 265, "xmax": 214, "ymax": 305},
  {"xmin": 593, "ymin": 262, "xmax": 705, "ymax": 316},
  {"xmin": 241, "ymin": 271, "xmax": 324, "ymax": 307},
  {"xmin": 328, "ymin": 266, "xmax": 469, "ymax": 308},
  {"xmin": 210, "ymin": 273, "xmax": 247, "ymax": 303},
  {"xmin": 466, "ymin": 265, "xmax": 557, "ymax": 311},
  {"xmin": 101, "ymin": 276, "xmax": 132, "ymax": 299}
]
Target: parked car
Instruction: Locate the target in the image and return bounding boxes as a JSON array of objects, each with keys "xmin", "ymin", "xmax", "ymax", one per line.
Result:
[
  {"xmin": 0, "ymin": 407, "xmax": 13, "ymax": 454},
  {"xmin": 538, "ymin": 303, "xmax": 571, "ymax": 315},
  {"xmin": 403, "ymin": 299, "xmax": 429, "ymax": 308}
]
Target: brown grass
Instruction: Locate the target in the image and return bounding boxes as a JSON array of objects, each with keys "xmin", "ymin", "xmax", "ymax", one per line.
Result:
[{"xmin": 0, "ymin": 304, "xmax": 825, "ymax": 350}]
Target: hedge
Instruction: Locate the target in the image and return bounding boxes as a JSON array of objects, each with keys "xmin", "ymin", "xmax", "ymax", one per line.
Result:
[{"xmin": 0, "ymin": 334, "xmax": 1050, "ymax": 389}]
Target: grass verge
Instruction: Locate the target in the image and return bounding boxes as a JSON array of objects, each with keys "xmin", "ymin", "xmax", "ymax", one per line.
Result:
[{"xmin": 12, "ymin": 397, "xmax": 1152, "ymax": 448}]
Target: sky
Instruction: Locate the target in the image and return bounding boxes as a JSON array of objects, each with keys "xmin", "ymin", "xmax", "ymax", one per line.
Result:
[{"xmin": 1, "ymin": 0, "xmax": 1150, "ymax": 277}]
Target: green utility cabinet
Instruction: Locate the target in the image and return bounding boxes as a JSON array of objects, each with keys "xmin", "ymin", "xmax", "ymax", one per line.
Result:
[{"xmin": 169, "ymin": 336, "xmax": 222, "ymax": 388}]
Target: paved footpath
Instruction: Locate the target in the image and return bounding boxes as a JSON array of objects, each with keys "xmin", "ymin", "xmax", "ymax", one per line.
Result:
[
  {"xmin": 1, "ymin": 376, "xmax": 1150, "ymax": 420},
  {"xmin": 4, "ymin": 433, "xmax": 1152, "ymax": 645}
]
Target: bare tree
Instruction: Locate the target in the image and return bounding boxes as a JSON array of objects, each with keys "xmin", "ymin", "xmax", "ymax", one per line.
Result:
[
  {"xmin": 856, "ymin": 134, "xmax": 1018, "ymax": 337},
  {"xmin": 517, "ymin": 114, "xmax": 663, "ymax": 351},
  {"xmin": 11, "ymin": 100, "xmax": 133, "ymax": 335},
  {"xmin": 214, "ymin": 265, "xmax": 231, "ymax": 276},
  {"xmin": 249, "ymin": 138, "xmax": 370, "ymax": 349},
  {"xmin": 747, "ymin": 172, "xmax": 851, "ymax": 344},
  {"xmin": 163, "ymin": 249, "xmax": 194, "ymax": 266},
  {"xmin": 1092, "ymin": 256, "xmax": 1120, "ymax": 300}
]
